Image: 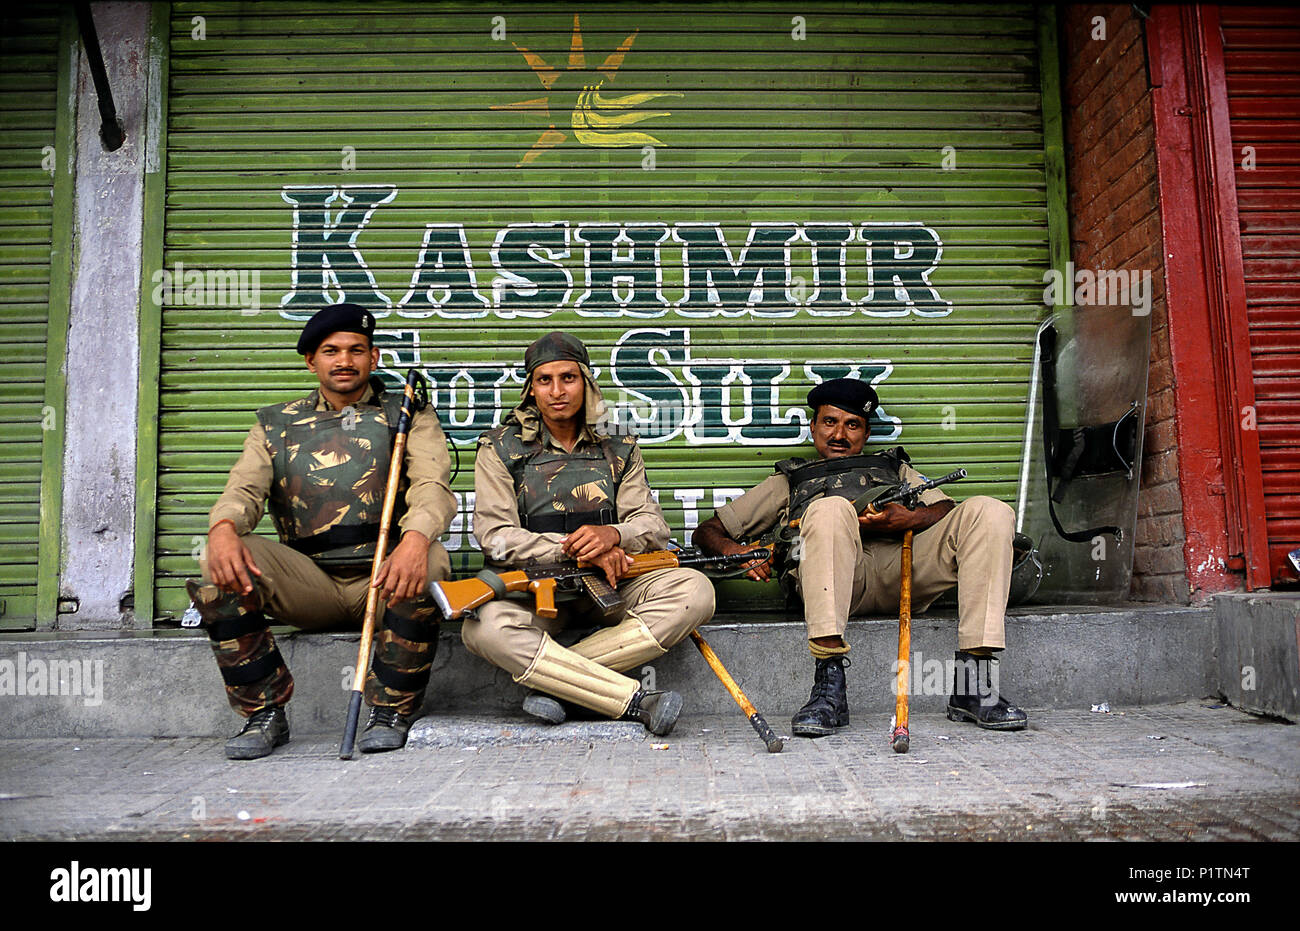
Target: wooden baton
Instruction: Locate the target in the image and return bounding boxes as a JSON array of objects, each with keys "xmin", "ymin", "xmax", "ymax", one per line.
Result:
[
  {"xmin": 339, "ymin": 371, "xmax": 424, "ymax": 760},
  {"xmin": 690, "ymin": 630, "xmax": 783, "ymax": 753},
  {"xmin": 891, "ymin": 529, "xmax": 913, "ymax": 753}
]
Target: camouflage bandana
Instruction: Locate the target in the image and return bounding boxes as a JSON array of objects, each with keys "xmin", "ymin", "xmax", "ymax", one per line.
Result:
[
  {"xmin": 524, "ymin": 331, "xmax": 590, "ymax": 373},
  {"xmin": 511, "ymin": 334, "xmax": 608, "ymax": 442}
]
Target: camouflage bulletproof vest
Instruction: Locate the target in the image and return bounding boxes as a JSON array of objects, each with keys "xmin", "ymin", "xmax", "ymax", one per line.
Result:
[
  {"xmin": 485, "ymin": 423, "xmax": 636, "ymax": 537},
  {"xmin": 257, "ymin": 387, "xmax": 404, "ymax": 566},
  {"xmin": 772, "ymin": 447, "xmax": 911, "ymax": 579},
  {"xmin": 776, "ymin": 447, "xmax": 911, "ymax": 526}
]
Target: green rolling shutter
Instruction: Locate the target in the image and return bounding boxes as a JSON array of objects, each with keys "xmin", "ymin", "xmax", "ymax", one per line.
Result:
[
  {"xmin": 153, "ymin": 2, "xmax": 1053, "ymax": 617},
  {"xmin": 0, "ymin": 13, "xmax": 68, "ymax": 629}
]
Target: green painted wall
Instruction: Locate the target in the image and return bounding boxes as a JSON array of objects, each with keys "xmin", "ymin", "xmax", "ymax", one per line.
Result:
[
  {"xmin": 154, "ymin": 2, "xmax": 1052, "ymax": 617},
  {"xmin": 0, "ymin": 13, "xmax": 66, "ymax": 629}
]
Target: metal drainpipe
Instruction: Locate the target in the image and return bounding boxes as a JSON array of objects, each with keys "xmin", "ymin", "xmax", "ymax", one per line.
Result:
[{"xmin": 73, "ymin": 1, "xmax": 125, "ymax": 151}]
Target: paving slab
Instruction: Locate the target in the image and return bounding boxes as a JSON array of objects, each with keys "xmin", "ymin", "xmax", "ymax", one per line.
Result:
[{"xmin": 1, "ymin": 701, "xmax": 1295, "ymax": 842}]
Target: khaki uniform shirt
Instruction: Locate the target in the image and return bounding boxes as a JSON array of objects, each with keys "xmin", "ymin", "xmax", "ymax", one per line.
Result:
[
  {"xmin": 474, "ymin": 418, "xmax": 670, "ymax": 566},
  {"xmin": 715, "ymin": 455, "xmax": 952, "ymax": 544},
  {"xmin": 209, "ymin": 384, "xmax": 456, "ymax": 543}
]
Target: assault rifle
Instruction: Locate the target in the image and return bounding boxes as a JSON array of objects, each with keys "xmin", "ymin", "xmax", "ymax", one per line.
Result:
[
  {"xmin": 781, "ymin": 468, "xmax": 968, "ymax": 539},
  {"xmin": 429, "ymin": 547, "xmax": 771, "ymax": 620}
]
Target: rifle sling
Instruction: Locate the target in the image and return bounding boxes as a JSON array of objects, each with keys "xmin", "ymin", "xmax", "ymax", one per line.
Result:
[{"xmin": 474, "ymin": 568, "xmax": 510, "ymax": 599}]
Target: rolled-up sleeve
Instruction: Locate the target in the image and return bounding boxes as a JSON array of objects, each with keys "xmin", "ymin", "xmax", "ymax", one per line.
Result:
[
  {"xmin": 610, "ymin": 446, "xmax": 670, "ymax": 554},
  {"xmin": 398, "ymin": 407, "xmax": 457, "ymax": 542},
  {"xmin": 209, "ymin": 423, "xmax": 272, "ymax": 535},
  {"xmin": 715, "ymin": 474, "xmax": 788, "ymax": 542}
]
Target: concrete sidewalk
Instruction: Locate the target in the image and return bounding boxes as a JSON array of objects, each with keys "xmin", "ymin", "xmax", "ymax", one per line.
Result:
[{"xmin": 2, "ymin": 701, "xmax": 1296, "ymax": 841}]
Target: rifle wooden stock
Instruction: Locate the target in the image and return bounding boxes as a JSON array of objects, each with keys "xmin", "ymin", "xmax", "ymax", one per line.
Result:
[
  {"xmin": 431, "ymin": 548, "xmax": 767, "ymax": 620},
  {"xmin": 432, "ymin": 570, "xmax": 537, "ymax": 618}
]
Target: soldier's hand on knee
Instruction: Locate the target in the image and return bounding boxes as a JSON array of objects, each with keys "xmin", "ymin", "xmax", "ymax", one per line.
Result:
[
  {"xmin": 588, "ymin": 546, "xmax": 634, "ymax": 586},
  {"xmin": 207, "ymin": 523, "xmax": 262, "ymax": 595},
  {"xmin": 374, "ymin": 531, "xmax": 429, "ymax": 605},
  {"xmin": 562, "ymin": 524, "xmax": 621, "ymax": 561}
]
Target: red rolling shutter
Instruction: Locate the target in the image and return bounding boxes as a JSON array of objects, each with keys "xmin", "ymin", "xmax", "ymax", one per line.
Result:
[{"xmin": 1221, "ymin": 6, "xmax": 1300, "ymax": 582}]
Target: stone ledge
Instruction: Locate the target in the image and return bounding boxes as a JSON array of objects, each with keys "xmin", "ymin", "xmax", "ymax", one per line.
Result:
[{"xmin": 0, "ymin": 605, "xmax": 1217, "ymax": 737}]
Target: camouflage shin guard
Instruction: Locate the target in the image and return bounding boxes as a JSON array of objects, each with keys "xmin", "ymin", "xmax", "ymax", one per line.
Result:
[
  {"xmin": 186, "ymin": 580, "xmax": 293, "ymax": 717},
  {"xmin": 364, "ymin": 600, "xmax": 440, "ymax": 716}
]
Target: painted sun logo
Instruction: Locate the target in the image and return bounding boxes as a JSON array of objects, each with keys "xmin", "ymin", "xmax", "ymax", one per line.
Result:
[{"xmin": 492, "ymin": 14, "xmax": 683, "ymax": 166}]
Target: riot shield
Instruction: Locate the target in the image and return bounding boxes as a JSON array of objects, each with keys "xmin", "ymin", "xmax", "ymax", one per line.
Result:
[{"xmin": 1014, "ymin": 304, "xmax": 1152, "ymax": 603}]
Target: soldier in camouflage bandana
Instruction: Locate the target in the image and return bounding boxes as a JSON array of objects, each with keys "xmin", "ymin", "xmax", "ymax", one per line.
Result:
[
  {"xmin": 190, "ymin": 303, "xmax": 456, "ymax": 759},
  {"xmin": 463, "ymin": 332, "xmax": 715, "ymax": 736}
]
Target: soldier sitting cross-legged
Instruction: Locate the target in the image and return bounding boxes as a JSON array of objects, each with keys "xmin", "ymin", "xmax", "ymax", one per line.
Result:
[{"xmin": 461, "ymin": 331, "xmax": 715, "ymax": 736}]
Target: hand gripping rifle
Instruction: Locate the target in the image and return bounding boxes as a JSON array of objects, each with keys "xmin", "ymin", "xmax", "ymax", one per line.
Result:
[
  {"xmin": 781, "ymin": 468, "xmax": 968, "ymax": 539},
  {"xmin": 429, "ymin": 547, "xmax": 768, "ymax": 621},
  {"xmin": 775, "ymin": 466, "xmax": 968, "ymax": 753},
  {"xmin": 339, "ymin": 369, "xmax": 428, "ymax": 760},
  {"xmin": 430, "ymin": 546, "xmax": 784, "ymax": 752}
]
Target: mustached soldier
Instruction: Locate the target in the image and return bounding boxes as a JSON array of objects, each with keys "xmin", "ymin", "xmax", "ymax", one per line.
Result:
[
  {"xmin": 462, "ymin": 331, "xmax": 715, "ymax": 735},
  {"xmin": 188, "ymin": 303, "xmax": 456, "ymax": 759},
  {"xmin": 693, "ymin": 378, "xmax": 1027, "ymax": 737}
]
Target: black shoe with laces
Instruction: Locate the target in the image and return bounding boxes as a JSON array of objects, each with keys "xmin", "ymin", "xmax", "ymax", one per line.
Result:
[
  {"xmin": 225, "ymin": 705, "xmax": 289, "ymax": 760},
  {"xmin": 945, "ymin": 651, "xmax": 1028, "ymax": 731},
  {"xmin": 791, "ymin": 656, "xmax": 850, "ymax": 738},
  {"xmin": 620, "ymin": 689, "xmax": 683, "ymax": 736},
  {"xmin": 522, "ymin": 691, "xmax": 567, "ymax": 724},
  {"xmin": 357, "ymin": 705, "xmax": 414, "ymax": 753}
]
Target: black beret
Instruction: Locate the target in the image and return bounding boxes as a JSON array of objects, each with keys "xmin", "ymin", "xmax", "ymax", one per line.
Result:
[
  {"xmin": 296, "ymin": 303, "xmax": 376, "ymax": 355},
  {"xmin": 807, "ymin": 378, "xmax": 878, "ymax": 419}
]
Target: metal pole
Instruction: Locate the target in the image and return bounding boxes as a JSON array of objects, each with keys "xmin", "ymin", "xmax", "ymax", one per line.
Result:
[{"xmin": 74, "ymin": 2, "xmax": 125, "ymax": 151}]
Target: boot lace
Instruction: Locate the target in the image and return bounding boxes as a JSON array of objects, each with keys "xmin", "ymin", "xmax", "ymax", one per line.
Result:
[
  {"xmin": 807, "ymin": 657, "xmax": 849, "ymax": 703},
  {"xmin": 368, "ymin": 706, "xmax": 402, "ymax": 728},
  {"xmin": 240, "ymin": 706, "xmax": 280, "ymax": 735}
]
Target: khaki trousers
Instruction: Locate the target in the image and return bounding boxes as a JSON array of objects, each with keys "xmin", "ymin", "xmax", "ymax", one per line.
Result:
[
  {"xmin": 793, "ymin": 495, "xmax": 1014, "ymax": 650},
  {"xmin": 201, "ymin": 534, "xmax": 452, "ymax": 630},
  {"xmin": 461, "ymin": 567, "xmax": 715, "ymax": 678}
]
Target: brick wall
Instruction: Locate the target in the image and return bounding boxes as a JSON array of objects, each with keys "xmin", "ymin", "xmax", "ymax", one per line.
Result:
[{"xmin": 1061, "ymin": 4, "xmax": 1189, "ymax": 602}]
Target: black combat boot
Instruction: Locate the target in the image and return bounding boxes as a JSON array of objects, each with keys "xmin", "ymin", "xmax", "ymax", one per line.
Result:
[
  {"xmin": 357, "ymin": 706, "xmax": 414, "ymax": 753},
  {"xmin": 522, "ymin": 691, "xmax": 568, "ymax": 724},
  {"xmin": 360, "ymin": 605, "xmax": 440, "ymax": 753},
  {"xmin": 946, "ymin": 650, "xmax": 1028, "ymax": 730},
  {"xmin": 791, "ymin": 656, "xmax": 850, "ymax": 737},
  {"xmin": 522, "ymin": 691, "xmax": 605, "ymax": 724},
  {"xmin": 225, "ymin": 705, "xmax": 290, "ymax": 760},
  {"xmin": 621, "ymin": 689, "xmax": 683, "ymax": 736}
]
